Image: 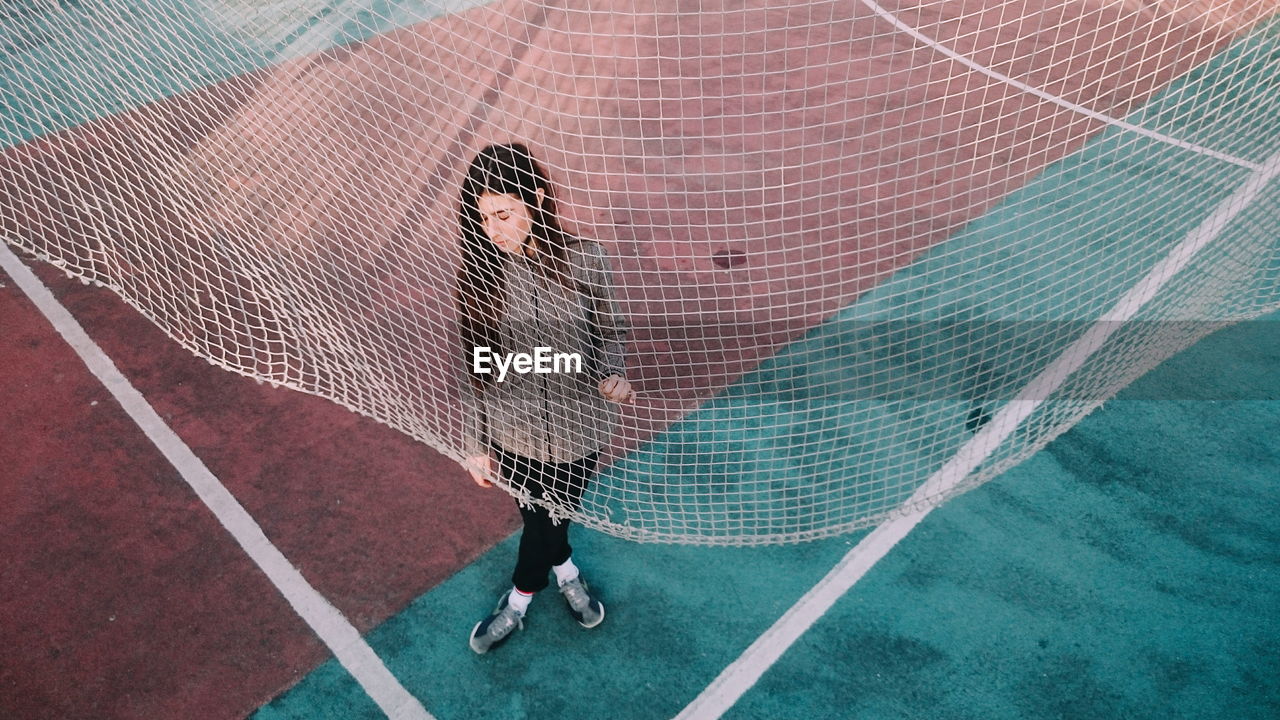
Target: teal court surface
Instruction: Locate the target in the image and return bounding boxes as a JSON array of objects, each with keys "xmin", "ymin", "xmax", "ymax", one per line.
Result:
[{"xmin": 258, "ymin": 311, "xmax": 1280, "ymax": 719}]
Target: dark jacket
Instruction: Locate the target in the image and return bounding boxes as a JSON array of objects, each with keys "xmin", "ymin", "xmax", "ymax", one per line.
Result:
[{"xmin": 459, "ymin": 238, "xmax": 628, "ymax": 463}]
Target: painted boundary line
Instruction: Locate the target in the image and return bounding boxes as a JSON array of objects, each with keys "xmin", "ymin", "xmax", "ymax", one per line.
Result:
[
  {"xmin": 0, "ymin": 243, "xmax": 432, "ymax": 720},
  {"xmin": 857, "ymin": 0, "xmax": 1262, "ymax": 172},
  {"xmin": 674, "ymin": 147, "xmax": 1280, "ymax": 719}
]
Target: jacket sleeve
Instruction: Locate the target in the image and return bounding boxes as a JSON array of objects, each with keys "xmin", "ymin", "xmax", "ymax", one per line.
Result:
[
  {"xmin": 457, "ymin": 362, "xmax": 489, "ymax": 457},
  {"xmin": 577, "ymin": 241, "xmax": 629, "ymax": 380}
]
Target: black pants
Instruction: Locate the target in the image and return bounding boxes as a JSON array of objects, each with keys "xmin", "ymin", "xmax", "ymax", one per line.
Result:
[{"xmin": 493, "ymin": 446, "xmax": 599, "ymax": 594}]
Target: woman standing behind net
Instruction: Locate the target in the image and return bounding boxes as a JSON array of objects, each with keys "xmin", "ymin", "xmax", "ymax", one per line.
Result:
[{"xmin": 455, "ymin": 143, "xmax": 634, "ymax": 654}]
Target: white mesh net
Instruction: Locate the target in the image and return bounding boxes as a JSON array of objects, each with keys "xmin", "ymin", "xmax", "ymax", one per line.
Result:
[{"xmin": 2, "ymin": 0, "xmax": 1278, "ymax": 544}]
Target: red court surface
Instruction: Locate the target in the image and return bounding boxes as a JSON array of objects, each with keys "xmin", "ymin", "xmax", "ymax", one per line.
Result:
[{"xmin": 1, "ymin": 254, "xmax": 514, "ymax": 718}]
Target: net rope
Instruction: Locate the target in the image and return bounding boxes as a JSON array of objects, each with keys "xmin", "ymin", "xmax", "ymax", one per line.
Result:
[{"xmin": 2, "ymin": 0, "xmax": 1278, "ymax": 545}]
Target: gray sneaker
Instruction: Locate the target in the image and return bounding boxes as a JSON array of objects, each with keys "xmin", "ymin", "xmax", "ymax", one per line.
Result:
[
  {"xmin": 469, "ymin": 591, "xmax": 525, "ymax": 654},
  {"xmin": 559, "ymin": 576, "xmax": 605, "ymax": 628}
]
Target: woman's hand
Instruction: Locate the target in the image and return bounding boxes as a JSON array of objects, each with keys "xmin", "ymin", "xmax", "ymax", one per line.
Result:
[
  {"xmin": 599, "ymin": 374, "xmax": 636, "ymax": 403},
  {"xmin": 465, "ymin": 454, "xmax": 494, "ymax": 488}
]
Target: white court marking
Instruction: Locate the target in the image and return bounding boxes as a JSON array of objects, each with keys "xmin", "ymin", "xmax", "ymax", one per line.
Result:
[
  {"xmin": 858, "ymin": 0, "xmax": 1262, "ymax": 172},
  {"xmin": 0, "ymin": 244, "xmax": 432, "ymax": 720},
  {"xmin": 674, "ymin": 145, "xmax": 1280, "ymax": 719}
]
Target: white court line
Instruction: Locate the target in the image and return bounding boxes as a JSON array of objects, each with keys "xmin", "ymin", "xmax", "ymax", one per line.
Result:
[
  {"xmin": 857, "ymin": 0, "xmax": 1262, "ymax": 172},
  {"xmin": 675, "ymin": 148, "xmax": 1280, "ymax": 720},
  {"xmin": 0, "ymin": 244, "xmax": 432, "ymax": 720}
]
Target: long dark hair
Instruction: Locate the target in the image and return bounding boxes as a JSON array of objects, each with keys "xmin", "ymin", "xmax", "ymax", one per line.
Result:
[{"xmin": 456, "ymin": 143, "xmax": 578, "ymax": 387}]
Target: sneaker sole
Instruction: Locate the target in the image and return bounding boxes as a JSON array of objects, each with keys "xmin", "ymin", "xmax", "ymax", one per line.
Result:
[
  {"xmin": 469, "ymin": 620, "xmax": 489, "ymax": 654},
  {"xmin": 576, "ymin": 600, "xmax": 604, "ymax": 629}
]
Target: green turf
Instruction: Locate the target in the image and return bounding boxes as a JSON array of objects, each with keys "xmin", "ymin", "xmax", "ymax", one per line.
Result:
[{"xmin": 256, "ymin": 15, "xmax": 1279, "ymax": 720}]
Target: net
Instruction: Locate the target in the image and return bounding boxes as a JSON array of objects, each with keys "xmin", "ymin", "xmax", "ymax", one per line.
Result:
[{"xmin": 2, "ymin": 0, "xmax": 1277, "ymax": 545}]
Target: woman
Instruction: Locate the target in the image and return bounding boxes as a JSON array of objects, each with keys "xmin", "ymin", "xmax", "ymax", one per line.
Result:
[{"xmin": 455, "ymin": 143, "xmax": 633, "ymax": 654}]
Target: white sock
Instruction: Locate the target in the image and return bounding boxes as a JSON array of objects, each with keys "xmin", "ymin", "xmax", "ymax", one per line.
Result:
[
  {"xmin": 508, "ymin": 587, "xmax": 533, "ymax": 615},
  {"xmin": 552, "ymin": 557, "xmax": 580, "ymax": 587}
]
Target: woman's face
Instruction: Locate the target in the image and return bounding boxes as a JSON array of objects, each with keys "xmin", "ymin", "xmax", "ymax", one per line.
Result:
[{"xmin": 477, "ymin": 192, "xmax": 540, "ymax": 255}]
